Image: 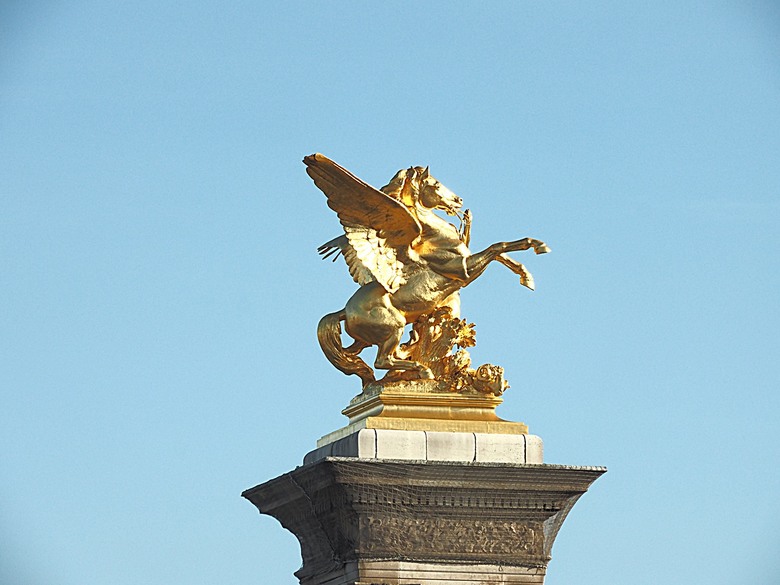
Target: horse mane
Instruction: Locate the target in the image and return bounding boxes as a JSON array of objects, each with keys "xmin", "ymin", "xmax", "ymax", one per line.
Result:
[{"xmin": 380, "ymin": 166, "xmax": 426, "ymax": 207}]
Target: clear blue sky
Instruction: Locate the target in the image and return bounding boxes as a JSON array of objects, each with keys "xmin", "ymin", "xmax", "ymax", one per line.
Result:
[{"xmin": 1, "ymin": 2, "xmax": 778, "ymax": 584}]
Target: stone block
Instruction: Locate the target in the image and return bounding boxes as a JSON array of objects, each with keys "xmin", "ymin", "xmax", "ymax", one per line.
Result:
[
  {"xmin": 475, "ymin": 432, "xmax": 524, "ymax": 464},
  {"xmin": 304, "ymin": 429, "xmax": 378, "ymax": 464},
  {"xmin": 425, "ymin": 431, "xmax": 476, "ymax": 462},
  {"xmin": 526, "ymin": 434, "xmax": 544, "ymax": 464},
  {"xmin": 302, "ymin": 442, "xmax": 332, "ymax": 465},
  {"xmin": 305, "ymin": 429, "xmax": 543, "ymax": 465},
  {"xmin": 374, "ymin": 429, "xmax": 426, "ymax": 460},
  {"xmin": 332, "ymin": 429, "xmax": 376, "ymax": 458}
]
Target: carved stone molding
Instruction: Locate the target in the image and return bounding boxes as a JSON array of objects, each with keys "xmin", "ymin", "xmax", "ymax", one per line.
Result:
[
  {"xmin": 358, "ymin": 515, "xmax": 544, "ymax": 560},
  {"xmin": 243, "ymin": 458, "xmax": 605, "ymax": 584}
]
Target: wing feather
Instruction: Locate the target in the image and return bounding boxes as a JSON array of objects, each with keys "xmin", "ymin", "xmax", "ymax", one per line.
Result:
[
  {"xmin": 307, "ymin": 154, "xmax": 417, "ymax": 292},
  {"xmin": 344, "ymin": 227, "xmax": 406, "ymax": 292},
  {"xmin": 316, "ymin": 229, "xmax": 407, "ymax": 292},
  {"xmin": 304, "ymin": 153, "xmax": 421, "ymax": 248}
]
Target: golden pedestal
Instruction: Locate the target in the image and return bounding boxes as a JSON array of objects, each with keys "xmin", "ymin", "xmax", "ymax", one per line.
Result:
[{"xmin": 317, "ymin": 380, "xmax": 528, "ymax": 447}]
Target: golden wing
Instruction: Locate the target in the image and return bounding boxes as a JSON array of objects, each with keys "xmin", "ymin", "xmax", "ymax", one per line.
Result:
[
  {"xmin": 305, "ymin": 154, "xmax": 421, "ymax": 293},
  {"xmin": 317, "ymin": 231, "xmax": 408, "ymax": 293},
  {"xmin": 304, "ymin": 153, "xmax": 421, "ymax": 248}
]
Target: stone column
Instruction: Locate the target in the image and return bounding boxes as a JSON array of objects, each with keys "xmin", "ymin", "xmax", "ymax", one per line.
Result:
[{"xmin": 244, "ymin": 419, "xmax": 604, "ymax": 585}]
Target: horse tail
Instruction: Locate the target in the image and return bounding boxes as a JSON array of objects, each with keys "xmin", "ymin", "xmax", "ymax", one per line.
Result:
[{"xmin": 317, "ymin": 310, "xmax": 376, "ymax": 385}]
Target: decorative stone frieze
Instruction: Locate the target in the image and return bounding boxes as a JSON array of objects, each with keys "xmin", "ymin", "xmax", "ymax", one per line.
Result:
[{"xmin": 243, "ymin": 457, "xmax": 605, "ymax": 585}]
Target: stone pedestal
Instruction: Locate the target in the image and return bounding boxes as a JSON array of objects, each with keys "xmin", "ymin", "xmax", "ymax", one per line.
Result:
[
  {"xmin": 243, "ymin": 422, "xmax": 606, "ymax": 585},
  {"xmin": 244, "ymin": 382, "xmax": 604, "ymax": 584},
  {"xmin": 243, "ymin": 455, "xmax": 604, "ymax": 585},
  {"xmin": 303, "ymin": 429, "xmax": 544, "ymax": 465}
]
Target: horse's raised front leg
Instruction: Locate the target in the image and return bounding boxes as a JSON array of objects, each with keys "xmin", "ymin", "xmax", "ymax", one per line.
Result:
[
  {"xmin": 464, "ymin": 238, "xmax": 550, "ymax": 285},
  {"xmin": 500, "ymin": 238, "xmax": 550, "ymax": 255},
  {"xmin": 496, "ymin": 255, "xmax": 535, "ymax": 290}
]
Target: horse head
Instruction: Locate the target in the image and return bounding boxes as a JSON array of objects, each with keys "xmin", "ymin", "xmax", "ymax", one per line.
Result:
[
  {"xmin": 417, "ymin": 166, "xmax": 463, "ymax": 216},
  {"xmin": 382, "ymin": 166, "xmax": 463, "ymax": 216}
]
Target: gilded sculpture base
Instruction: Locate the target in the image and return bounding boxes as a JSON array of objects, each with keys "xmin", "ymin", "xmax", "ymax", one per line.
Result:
[{"xmin": 317, "ymin": 379, "xmax": 528, "ymax": 447}]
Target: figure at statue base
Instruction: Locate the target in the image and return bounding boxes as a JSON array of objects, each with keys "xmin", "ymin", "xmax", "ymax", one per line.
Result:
[{"xmin": 379, "ymin": 306, "xmax": 508, "ymax": 396}]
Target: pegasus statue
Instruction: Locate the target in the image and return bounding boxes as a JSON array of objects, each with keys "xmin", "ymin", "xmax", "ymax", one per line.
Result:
[{"xmin": 305, "ymin": 153, "xmax": 549, "ymax": 387}]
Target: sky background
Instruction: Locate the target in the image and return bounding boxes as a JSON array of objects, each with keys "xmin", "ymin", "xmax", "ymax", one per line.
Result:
[{"xmin": 1, "ymin": 2, "xmax": 779, "ymax": 584}]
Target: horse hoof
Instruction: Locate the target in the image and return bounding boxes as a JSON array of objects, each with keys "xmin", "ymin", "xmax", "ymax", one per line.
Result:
[
  {"xmin": 419, "ymin": 368, "xmax": 435, "ymax": 380},
  {"xmin": 535, "ymin": 244, "xmax": 551, "ymax": 254}
]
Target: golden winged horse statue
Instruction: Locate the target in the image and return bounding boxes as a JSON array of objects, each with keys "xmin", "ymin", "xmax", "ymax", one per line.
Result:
[{"xmin": 305, "ymin": 153, "xmax": 549, "ymax": 386}]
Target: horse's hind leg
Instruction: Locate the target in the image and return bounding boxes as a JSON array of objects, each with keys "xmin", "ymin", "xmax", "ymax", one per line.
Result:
[
  {"xmin": 374, "ymin": 328, "xmax": 434, "ymax": 379},
  {"xmin": 345, "ymin": 281, "xmax": 433, "ymax": 379},
  {"xmin": 344, "ymin": 339, "xmax": 368, "ymax": 354}
]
